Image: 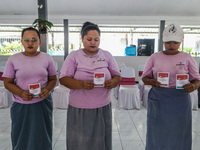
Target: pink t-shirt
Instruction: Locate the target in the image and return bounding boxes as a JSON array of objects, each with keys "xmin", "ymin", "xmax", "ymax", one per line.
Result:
[
  {"xmin": 142, "ymin": 51, "xmax": 200, "ymax": 88},
  {"xmin": 3, "ymin": 52, "xmax": 57, "ymax": 104},
  {"xmin": 60, "ymin": 49, "xmax": 121, "ymax": 109}
]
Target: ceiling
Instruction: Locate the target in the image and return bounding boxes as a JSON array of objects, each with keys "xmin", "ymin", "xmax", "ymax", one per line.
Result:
[{"xmin": 1, "ymin": 0, "xmax": 200, "ymax": 26}]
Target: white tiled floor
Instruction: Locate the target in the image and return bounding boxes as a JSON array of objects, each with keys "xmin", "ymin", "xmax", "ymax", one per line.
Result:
[{"xmin": 1, "ymin": 94, "xmax": 200, "ymax": 150}]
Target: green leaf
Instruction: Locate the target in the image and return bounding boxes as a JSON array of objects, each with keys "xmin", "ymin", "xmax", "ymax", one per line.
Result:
[{"xmin": 32, "ymin": 19, "xmax": 54, "ymax": 33}]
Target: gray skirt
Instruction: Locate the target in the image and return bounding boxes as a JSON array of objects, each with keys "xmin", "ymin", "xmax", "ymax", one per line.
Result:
[
  {"xmin": 146, "ymin": 87, "xmax": 192, "ymax": 150},
  {"xmin": 67, "ymin": 103, "xmax": 112, "ymax": 150},
  {"xmin": 11, "ymin": 95, "xmax": 53, "ymax": 150}
]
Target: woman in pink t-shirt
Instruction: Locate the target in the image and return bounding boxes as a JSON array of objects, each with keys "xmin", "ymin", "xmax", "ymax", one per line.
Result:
[
  {"xmin": 60, "ymin": 21, "xmax": 121, "ymax": 150},
  {"xmin": 3, "ymin": 27, "xmax": 57, "ymax": 150},
  {"xmin": 142, "ymin": 24, "xmax": 200, "ymax": 150}
]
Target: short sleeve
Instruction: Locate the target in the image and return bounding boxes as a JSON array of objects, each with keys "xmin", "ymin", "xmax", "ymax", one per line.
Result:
[
  {"xmin": 59, "ymin": 52, "xmax": 77, "ymax": 78},
  {"xmin": 141, "ymin": 54, "xmax": 155, "ymax": 78},
  {"xmin": 47, "ymin": 55, "xmax": 58, "ymax": 76},
  {"xmin": 187, "ymin": 55, "xmax": 200, "ymax": 81},
  {"xmin": 2, "ymin": 56, "xmax": 15, "ymax": 78},
  {"xmin": 106, "ymin": 52, "xmax": 121, "ymax": 76}
]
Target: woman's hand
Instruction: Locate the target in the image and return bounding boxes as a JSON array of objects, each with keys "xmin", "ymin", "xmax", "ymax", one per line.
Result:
[
  {"xmin": 38, "ymin": 88, "xmax": 49, "ymax": 99},
  {"xmin": 104, "ymin": 75, "xmax": 121, "ymax": 89},
  {"xmin": 142, "ymin": 77, "xmax": 161, "ymax": 87},
  {"xmin": 82, "ymin": 81, "xmax": 94, "ymax": 90},
  {"xmin": 182, "ymin": 83, "xmax": 196, "ymax": 93},
  {"xmin": 149, "ymin": 79, "xmax": 161, "ymax": 87},
  {"xmin": 104, "ymin": 79, "xmax": 118, "ymax": 89},
  {"xmin": 21, "ymin": 91, "xmax": 34, "ymax": 101}
]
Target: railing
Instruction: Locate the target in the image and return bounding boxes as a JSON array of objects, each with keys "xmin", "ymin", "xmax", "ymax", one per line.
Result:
[{"xmin": 0, "ymin": 48, "xmax": 66, "ymax": 56}]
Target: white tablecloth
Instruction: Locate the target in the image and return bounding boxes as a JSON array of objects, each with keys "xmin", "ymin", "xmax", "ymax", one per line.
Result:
[
  {"xmin": 52, "ymin": 85, "xmax": 70, "ymax": 109},
  {"xmin": 190, "ymin": 90, "xmax": 198, "ymax": 110},
  {"xmin": 138, "ymin": 82, "xmax": 144, "ymax": 101},
  {"xmin": 113, "ymin": 85, "xmax": 119, "ymax": 99},
  {"xmin": 142, "ymin": 85, "xmax": 152, "ymax": 108},
  {"xmin": 0, "ymin": 86, "xmax": 12, "ymax": 108},
  {"xmin": 118, "ymin": 85, "xmax": 140, "ymax": 109}
]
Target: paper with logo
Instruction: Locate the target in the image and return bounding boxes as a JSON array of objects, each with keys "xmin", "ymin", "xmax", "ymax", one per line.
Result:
[
  {"xmin": 176, "ymin": 74, "xmax": 189, "ymax": 89},
  {"xmin": 157, "ymin": 72, "xmax": 170, "ymax": 87},
  {"xmin": 139, "ymin": 71, "xmax": 143, "ymax": 77},
  {"xmin": 138, "ymin": 71, "xmax": 143, "ymax": 81},
  {"xmin": 94, "ymin": 72, "xmax": 105, "ymax": 87},
  {"xmin": 29, "ymin": 83, "xmax": 41, "ymax": 97}
]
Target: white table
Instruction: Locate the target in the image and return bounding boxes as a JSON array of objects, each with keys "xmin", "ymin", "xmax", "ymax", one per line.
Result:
[{"xmin": 0, "ymin": 86, "xmax": 12, "ymax": 108}]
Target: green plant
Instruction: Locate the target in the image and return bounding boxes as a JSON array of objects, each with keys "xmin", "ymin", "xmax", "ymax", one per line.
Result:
[
  {"xmin": 179, "ymin": 47, "xmax": 193, "ymax": 53},
  {"xmin": 32, "ymin": 19, "xmax": 54, "ymax": 34},
  {"xmin": 183, "ymin": 47, "xmax": 193, "ymax": 53},
  {"xmin": 0, "ymin": 45, "xmax": 4, "ymax": 51},
  {"xmin": 2, "ymin": 40, "xmax": 22, "ymax": 51}
]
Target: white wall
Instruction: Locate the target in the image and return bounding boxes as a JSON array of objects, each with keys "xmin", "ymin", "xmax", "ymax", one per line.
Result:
[{"xmin": 0, "ymin": 56, "xmax": 10, "ymax": 62}]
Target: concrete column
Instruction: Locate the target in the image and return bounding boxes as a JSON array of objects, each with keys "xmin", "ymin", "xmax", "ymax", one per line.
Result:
[
  {"xmin": 38, "ymin": 0, "xmax": 48, "ymax": 53},
  {"xmin": 64, "ymin": 19, "xmax": 69, "ymax": 60},
  {"xmin": 198, "ymin": 60, "xmax": 200, "ymax": 108},
  {"xmin": 158, "ymin": 20, "xmax": 165, "ymax": 51}
]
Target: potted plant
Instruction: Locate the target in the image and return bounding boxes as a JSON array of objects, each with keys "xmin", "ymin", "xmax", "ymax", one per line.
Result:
[{"xmin": 32, "ymin": 19, "xmax": 54, "ymax": 34}]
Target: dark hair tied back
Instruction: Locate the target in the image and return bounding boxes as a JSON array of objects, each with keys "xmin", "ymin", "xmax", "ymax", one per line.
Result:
[
  {"xmin": 21, "ymin": 27, "xmax": 40, "ymax": 39},
  {"xmin": 81, "ymin": 21, "xmax": 100, "ymax": 38}
]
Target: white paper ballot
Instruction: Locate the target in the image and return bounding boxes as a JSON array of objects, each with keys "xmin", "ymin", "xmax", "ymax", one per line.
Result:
[
  {"xmin": 176, "ymin": 74, "xmax": 189, "ymax": 89},
  {"xmin": 94, "ymin": 72, "xmax": 105, "ymax": 87},
  {"xmin": 29, "ymin": 83, "xmax": 41, "ymax": 97},
  {"xmin": 157, "ymin": 72, "xmax": 170, "ymax": 87}
]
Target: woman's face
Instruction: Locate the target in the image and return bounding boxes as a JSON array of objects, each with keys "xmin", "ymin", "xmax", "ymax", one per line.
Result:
[
  {"xmin": 21, "ymin": 30, "xmax": 41, "ymax": 55},
  {"xmin": 164, "ymin": 41, "xmax": 181, "ymax": 55},
  {"xmin": 82, "ymin": 30, "xmax": 100, "ymax": 55}
]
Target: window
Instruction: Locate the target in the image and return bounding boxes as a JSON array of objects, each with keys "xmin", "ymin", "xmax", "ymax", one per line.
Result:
[{"xmin": 1, "ymin": 24, "xmax": 200, "ymax": 56}]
